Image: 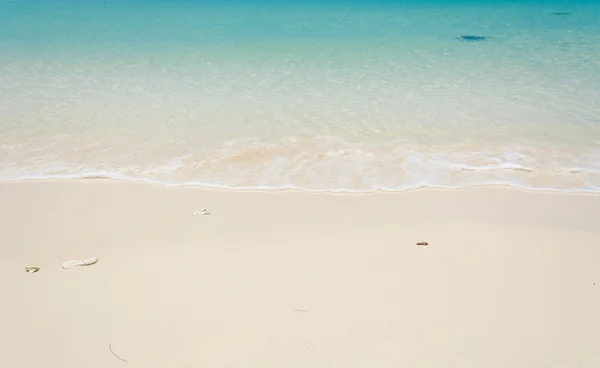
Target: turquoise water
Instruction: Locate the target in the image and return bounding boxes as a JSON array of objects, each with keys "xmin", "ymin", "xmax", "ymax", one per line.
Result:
[{"xmin": 1, "ymin": 0, "xmax": 600, "ymax": 191}]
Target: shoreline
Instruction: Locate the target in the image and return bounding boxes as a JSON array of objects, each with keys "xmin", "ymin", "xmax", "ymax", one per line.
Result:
[
  {"xmin": 1, "ymin": 176, "xmax": 600, "ymax": 195},
  {"xmin": 2, "ymin": 180, "xmax": 599, "ymax": 367}
]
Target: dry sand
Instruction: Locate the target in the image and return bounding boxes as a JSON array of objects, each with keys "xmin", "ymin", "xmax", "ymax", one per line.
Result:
[{"xmin": 1, "ymin": 181, "xmax": 599, "ymax": 367}]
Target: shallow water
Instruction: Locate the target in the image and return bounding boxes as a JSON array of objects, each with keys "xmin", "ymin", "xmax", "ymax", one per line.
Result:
[{"xmin": 1, "ymin": 0, "xmax": 600, "ymax": 191}]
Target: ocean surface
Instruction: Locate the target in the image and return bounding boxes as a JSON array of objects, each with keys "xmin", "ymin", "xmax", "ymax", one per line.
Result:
[{"xmin": 1, "ymin": 0, "xmax": 599, "ymax": 192}]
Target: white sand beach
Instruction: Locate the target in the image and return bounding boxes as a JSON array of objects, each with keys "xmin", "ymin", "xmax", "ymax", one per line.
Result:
[{"xmin": 1, "ymin": 181, "xmax": 599, "ymax": 367}]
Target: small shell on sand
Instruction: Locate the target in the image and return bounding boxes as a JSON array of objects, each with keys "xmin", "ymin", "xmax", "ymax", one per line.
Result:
[
  {"xmin": 61, "ymin": 257, "xmax": 98, "ymax": 270},
  {"xmin": 193, "ymin": 208, "xmax": 210, "ymax": 216},
  {"xmin": 25, "ymin": 264, "xmax": 40, "ymax": 273}
]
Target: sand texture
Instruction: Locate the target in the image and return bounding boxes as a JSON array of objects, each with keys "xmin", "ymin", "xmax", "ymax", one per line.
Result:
[{"xmin": 1, "ymin": 181, "xmax": 599, "ymax": 367}]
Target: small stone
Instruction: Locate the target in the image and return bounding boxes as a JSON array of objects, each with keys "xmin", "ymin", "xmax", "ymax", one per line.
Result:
[{"xmin": 417, "ymin": 241, "xmax": 429, "ymax": 246}]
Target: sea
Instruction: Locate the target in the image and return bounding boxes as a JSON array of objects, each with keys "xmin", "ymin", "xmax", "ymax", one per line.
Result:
[{"xmin": 1, "ymin": 0, "xmax": 599, "ymax": 192}]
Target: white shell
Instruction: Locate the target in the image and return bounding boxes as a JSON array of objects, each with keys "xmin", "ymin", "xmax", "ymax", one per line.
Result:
[
  {"xmin": 193, "ymin": 208, "xmax": 210, "ymax": 216},
  {"xmin": 24, "ymin": 264, "xmax": 40, "ymax": 273},
  {"xmin": 61, "ymin": 257, "xmax": 98, "ymax": 270}
]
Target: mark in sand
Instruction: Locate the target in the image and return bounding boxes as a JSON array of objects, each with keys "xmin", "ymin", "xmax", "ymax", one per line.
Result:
[
  {"xmin": 109, "ymin": 344, "xmax": 128, "ymax": 363},
  {"xmin": 193, "ymin": 208, "xmax": 210, "ymax": 216}
]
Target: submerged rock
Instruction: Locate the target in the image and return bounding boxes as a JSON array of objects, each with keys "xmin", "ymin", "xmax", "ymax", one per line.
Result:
[{"xmin": 456, "ymin": 35, "xmax": 489, "ymax": 42}]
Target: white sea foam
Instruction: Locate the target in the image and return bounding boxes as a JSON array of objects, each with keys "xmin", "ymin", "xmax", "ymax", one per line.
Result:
[{"xmin": 1, "ymin": 136, "xmax": 600, "ymax": 193}]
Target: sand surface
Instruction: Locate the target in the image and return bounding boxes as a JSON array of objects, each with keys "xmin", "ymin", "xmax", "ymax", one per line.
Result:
[{"xmin": 1, "ymin": 181, "xmax": 599, "ymax": 367}]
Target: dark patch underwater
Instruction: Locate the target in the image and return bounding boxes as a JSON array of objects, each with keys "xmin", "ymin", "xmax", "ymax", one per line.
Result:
[{"xmin": 456, "ymin": 35, "xmax": 489, "ymax": 42}]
